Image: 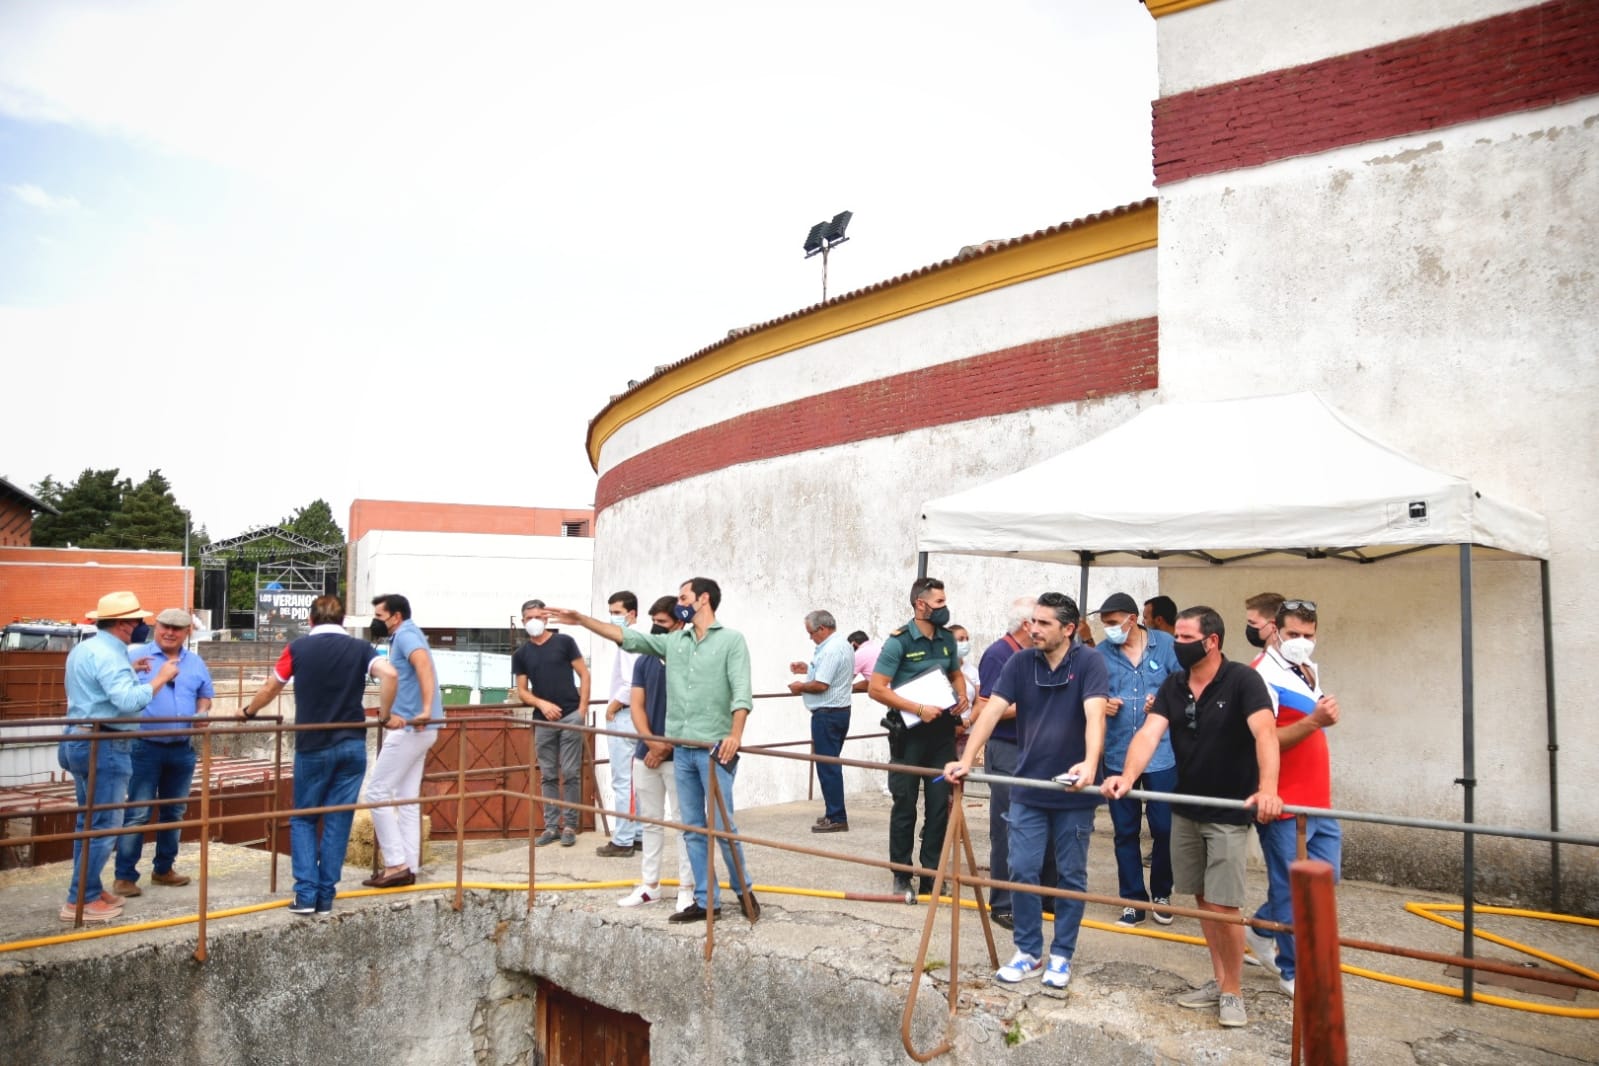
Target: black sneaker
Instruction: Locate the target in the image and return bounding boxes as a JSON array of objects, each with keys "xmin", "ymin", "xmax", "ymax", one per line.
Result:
[
  {"xmin": 287, "ymin": 900, "xmax": 315, "ymax": 916},
  {"xmin": 632, "ymin": 838, "xmax": 643, "ymax": 852},
  {"xmin": 893, "ymin": 874, "xmax": 915, "ymax": 904},
  {"xmin": 668, "ymin": 903, "xmax": 721, "ymax": 923},
  {"xmin": 560, "ymin": 828, "xmax": 576, "ymax": 847},
  {"xmin": 1115, "ymin": 906, "xmax": 1146, "ymax": 927},
  {"xmin": 991, "ymin": 910, "xmax": 1014, "ymax": 931}
]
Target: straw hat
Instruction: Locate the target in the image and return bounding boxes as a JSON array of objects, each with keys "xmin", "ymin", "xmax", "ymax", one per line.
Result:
[{"xmin": 85, "ymin": 591, "xmax": 154, "ymax": 621}]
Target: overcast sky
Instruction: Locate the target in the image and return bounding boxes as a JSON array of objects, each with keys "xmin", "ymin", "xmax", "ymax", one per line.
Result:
[{"xmin": 0, "ymin": 0, "xmax": 1156, "ymax": 540}]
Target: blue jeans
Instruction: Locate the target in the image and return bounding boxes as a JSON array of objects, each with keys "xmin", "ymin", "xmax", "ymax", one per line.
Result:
[
  {"xmin": 605, "ymin": 729, "xmax": 639, "ymax": 846},
  {"xmin": 1107, "ymin": 764, "xmax": 1176, "ymax": 905},
  {"xmin": 810, "ymin": 706, "xmax": 851, "ymax": 823},
  {"xmin": 1007, "ymin": 802, "xmax": 1094, "ymax": 961},
  {"xmin": 1255, "ymin": 815, "xmax": 1343, "ymax": 981},
  {"xmin": 115, "ymin": 739, "xmax": 197, "ymax": 882},
  {"xmin": 290, "ymin": 738, "xmax": 367, "ymax": 908},
  {"xmin": 673, "ymin": 746, "xmax": 752, "ymax": 909},
  {"xmin": 58, "ymin": 736, "xmax": 133, "ymax": 905}
]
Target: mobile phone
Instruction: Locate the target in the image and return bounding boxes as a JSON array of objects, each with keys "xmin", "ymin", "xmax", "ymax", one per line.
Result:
[{"xmin": 1053, "ymin": 771, "xmax": 1081, "ymax": 787}]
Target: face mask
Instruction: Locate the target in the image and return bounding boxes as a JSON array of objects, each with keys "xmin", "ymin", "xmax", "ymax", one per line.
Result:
[
  {"xmin": 524, "ymin": 618, "xmax": 546, "ymax": 638},
  {"xmin": 610, "ymin": 613, "xmax": 629, "ymax": 627},
  {"xmin": 1174, "ymin": 638, "xmax": 1209, "ymax": 670},
  {"xmin": 650, "ymin": 623, "xmax": 668, "ymax": 635},
  {"xmin": 1280, "ymin": 636, "xmax": 1316, "ymax": 665},
  {"xmin": 129, "ymin": 622, "xmax": 152, "ymax": 644},
  {"xmin": 955, "ymin": 640, "xmax": 970, "ymax": 659},
  {"xmin": 672, "ymin": 603, "xmax": 696, "ymax": 623},
  {"xmin": 926, "ymin": 606, "xmax": 951, "ymax": 628},
  {"xmin": 1245, "ymin": 623, "xmax": 1267, "ymax": 649},
  {"xmin": 1103, "ymin": 623, "xmax": 1129, "ymax": 646},
  {"xmin": 369, "ymin": 619, "xmax": 389, "ymax": 640}
]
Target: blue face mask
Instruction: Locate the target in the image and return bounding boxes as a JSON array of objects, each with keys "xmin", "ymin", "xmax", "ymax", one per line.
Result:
[
  {"xmin": 130, "ymin": 622, "xmax": 152, "ymax": 644},
  {"xmin": 1103, "ymin": 623, "xmax": 1129, "ymax": 646},
  {"xmin": 672, "ymin": 603, "xmax": 696, "ymax": 623}
]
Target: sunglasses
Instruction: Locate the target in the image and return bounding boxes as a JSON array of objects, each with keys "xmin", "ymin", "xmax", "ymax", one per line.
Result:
[
  {"xmin": 1184, "ymin": 694, "xmax": 1198, "ymax": 731},
  {"xmin": 1281, "ymin": 599, "xmax": 1317, "ymax": 613}
]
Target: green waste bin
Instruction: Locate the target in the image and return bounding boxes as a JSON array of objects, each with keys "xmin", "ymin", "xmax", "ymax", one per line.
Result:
[
  {"xmin": 479, "ymin": 687, "xmax": 511, "ymax": 704},
  {"xmin": 441, "ymin": 685, "xmax": 472, "ymax": 705}
]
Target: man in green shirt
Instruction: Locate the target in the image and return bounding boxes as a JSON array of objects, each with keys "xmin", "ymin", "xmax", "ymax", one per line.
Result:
[
  {"xmin": 546, "ymin": 577, "xmax": 759, "ymax": 924},
  {"xmin": 868, "ymin": 576, "xmax": 969, "ymax": 901}
]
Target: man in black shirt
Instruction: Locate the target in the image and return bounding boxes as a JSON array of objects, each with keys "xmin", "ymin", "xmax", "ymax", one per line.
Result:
[
  {"xmin": 1103, "ymin": 606, "xmax": 1280, "ymax": 1030},
  {"xmin": 514, "ymin": 598, "xmax": 591, "ymax": 846}
]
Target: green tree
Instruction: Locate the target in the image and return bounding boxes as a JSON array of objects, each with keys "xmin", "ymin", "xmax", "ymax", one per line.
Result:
[
  {"xmin": 30, "ymin": 468, "xmax": 130, "ymax": 547},
  {"xmin": 97, "ymin": 470, "xmax": 190, "ymax": 551},
  {"xmin": 282, "ymin": 498, "xmax": 344, "ymax": 546}
]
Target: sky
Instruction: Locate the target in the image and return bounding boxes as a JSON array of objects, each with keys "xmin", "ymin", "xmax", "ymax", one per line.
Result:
[{"xmin": 0, "ymin": 0, "xmax": 1156, "ymax": 540}]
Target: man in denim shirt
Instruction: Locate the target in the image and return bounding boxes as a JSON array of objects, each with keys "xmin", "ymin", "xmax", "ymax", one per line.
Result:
[
  {"xmin": 60, "ymin": 591, "xmax": 180, "ymax": 923},
  {"xmin": 1092, "ymin": 592, "xmax": 1179, "ymax": 928}
]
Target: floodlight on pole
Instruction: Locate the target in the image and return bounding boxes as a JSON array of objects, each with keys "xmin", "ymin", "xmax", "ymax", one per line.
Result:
[{"xmin": 801, "ymin": 209, "xmax": 853, "ymax": 301}]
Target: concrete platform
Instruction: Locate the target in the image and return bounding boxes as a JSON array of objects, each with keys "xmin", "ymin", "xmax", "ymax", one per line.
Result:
[{"xmin": 2, "ymin": 789, "xmax": 1595, "ymax": 1064}]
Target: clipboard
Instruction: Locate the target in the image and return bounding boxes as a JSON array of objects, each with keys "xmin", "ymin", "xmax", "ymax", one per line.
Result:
[{"xmin": 893, "ymin": 669, "xmax": 957, "ymax": 728}]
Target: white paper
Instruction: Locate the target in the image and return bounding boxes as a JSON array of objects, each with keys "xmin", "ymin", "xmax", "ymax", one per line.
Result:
[{"xmin": 893, "ymin": 669, "xmax": 957, "ymax": 728}]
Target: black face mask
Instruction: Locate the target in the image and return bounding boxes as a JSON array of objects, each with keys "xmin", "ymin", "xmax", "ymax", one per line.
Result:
[
  {"xmin": 369, "ymin": 618, "xmax": 389, "ymax": 640},
  {"xmin": 1245, "ymin": 623, "xmax": 1266, "ymax": 649},
  {"xmin": 129, "ymin": 622, "xmax": 152, "ymax": 644},
  {"xmin": 1174, "ymin": 638, "xmax": 1209, "ymax": 670},
  {"xmin": 650, "ymin": 623, "xmax": 668, "ymax": 635}
]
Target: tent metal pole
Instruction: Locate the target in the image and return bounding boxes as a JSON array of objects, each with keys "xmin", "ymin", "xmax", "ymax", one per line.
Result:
[
  {"xmin": 916, "ymin": 552, "xmax": 928, "ymax": 580},
  {"xmin": 1077, "ymin": 551, "xmax": 1092, "ymax": 613},
  {"xmin": 1540, "ymin": 559, "xmax": 1561, "ymax": 911},
  {"xmin": 1457, "ymin": 544, "xmax": 1476, "ymax": 1004}
]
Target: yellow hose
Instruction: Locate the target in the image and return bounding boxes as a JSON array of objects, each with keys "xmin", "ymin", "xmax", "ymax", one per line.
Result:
[{"xmin": 8, "ymin": 883, "xmax": 1597, "ymax": 1018}]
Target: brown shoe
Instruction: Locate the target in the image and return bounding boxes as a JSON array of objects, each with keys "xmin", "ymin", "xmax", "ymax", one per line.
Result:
[
  {"xmin": 367, "ymin": 868, "xmax": 416, "ymax": 889},
  {"xmin": 151, "ymin": 869, "xmax": 191, "ymax": 887},
  {"xmin": 60, "ymin": 898, "xmax": 123, "ymax": 923},
  {"xmin": 111, "ymin": 879, "xmax": 141, "ymax": 898}
]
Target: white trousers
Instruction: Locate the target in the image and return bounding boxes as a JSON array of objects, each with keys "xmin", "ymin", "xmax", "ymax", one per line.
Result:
[
  {"xmin": 634, "ymin": 756, "xmax": 693, "ymax": 890},
  {"xmin": 365, "ymin": 727, "xmax": 438, "ymax": 870}
]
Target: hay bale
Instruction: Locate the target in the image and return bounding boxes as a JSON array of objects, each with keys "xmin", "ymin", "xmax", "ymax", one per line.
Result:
[{"xmin": 345, "ymin": 810, "xmax": 433, "ymax": 870}]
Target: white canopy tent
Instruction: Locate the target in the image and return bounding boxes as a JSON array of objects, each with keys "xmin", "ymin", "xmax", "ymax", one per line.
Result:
[
  {"xmin": 918, "ymin": 392, "xmax": 1548, "ymax": 566},
  {"xmin": 916, "ymin": 392, "xmax": 1559, "ymax": 998}
]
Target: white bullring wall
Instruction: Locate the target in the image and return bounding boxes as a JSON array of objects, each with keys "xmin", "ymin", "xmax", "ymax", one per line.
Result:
[
  {"xmin": 1153, "ymin": 3, "xmax": 1597, "ymax": 903},
  {"xmin": 601, "ymin": 251, "xmax": 1156, "ymax": 467},
  {"xmin": 1156, "ymin": 0, "xmax": 1544, "ymax": 95},
  {"xmin": 591, "ymin": 250, "xmax": 1159, "ymax": 812}
]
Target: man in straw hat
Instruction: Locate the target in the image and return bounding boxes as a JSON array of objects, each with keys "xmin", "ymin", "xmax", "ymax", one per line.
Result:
[{"xmin": 59, "ymin": 591, "xmax": 182, "ymax": 922}]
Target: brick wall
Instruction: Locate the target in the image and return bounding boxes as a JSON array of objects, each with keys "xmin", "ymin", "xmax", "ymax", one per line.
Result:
[
  {"xmin": 0, "ymin": 498, "xmax": 32, "ymax": 547},
  {"xmin": 0, "ymin": 547, "xmax": 190, "ymax": 623},
  {"xmin": 348, "ymin": 500, "xmax": 595, "ymax": 540},
  {"xmin": 595, "ymin": 316, "xmax": 1158, "ymax": 513},
  {"xmin": 1153, "ymin": 0, "xmax": 1599, "ymax": 185}
]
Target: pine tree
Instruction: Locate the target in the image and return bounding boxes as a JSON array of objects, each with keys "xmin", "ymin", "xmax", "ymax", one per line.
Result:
[
  {"xmin": 30, "ymin": 469, "xmax": 130, "ymax": 547},
  {"xmin": 97, "ymin": 470, "xmax": 190, "ymax": 551},
  {"xmin": 282, "ymin": 498, "xmax": 344, "ymax": 546}
]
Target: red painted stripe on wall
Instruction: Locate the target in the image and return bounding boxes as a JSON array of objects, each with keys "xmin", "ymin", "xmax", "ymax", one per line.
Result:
[
  {"xmin": 1153, "ymin": 0, "xmax": 1599, "ymax": 185},
  {"xmin": 594, "ymin": 317, "xmax": 1158, "ymax": 513}
]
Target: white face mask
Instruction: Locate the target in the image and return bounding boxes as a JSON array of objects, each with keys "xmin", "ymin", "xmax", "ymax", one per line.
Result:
[
  {"xmin": 1279, "ymin": 636, "xmax": 1315, "ymax": 665},
  {"xmin": 955, "ymin": 640, "xmax": 971, "ymax": 660},
  {"xmin": 609, "ymin": 613, "xmax": 629, "ymax": 627},
  {"xmin": 524, "ymin": 618, "xmax": 546, "ymax": 638}
]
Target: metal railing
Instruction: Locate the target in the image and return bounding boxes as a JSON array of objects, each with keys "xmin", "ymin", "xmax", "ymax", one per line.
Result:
[{"xmin": 3, "ymin": 707, "xmax": 1597, "ymax": 1066}]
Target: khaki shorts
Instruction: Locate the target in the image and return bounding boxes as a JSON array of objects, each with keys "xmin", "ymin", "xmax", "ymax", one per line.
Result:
[{"xmin": 1170, "ymin": 814, "xmax": 1250, "ymax": 908}]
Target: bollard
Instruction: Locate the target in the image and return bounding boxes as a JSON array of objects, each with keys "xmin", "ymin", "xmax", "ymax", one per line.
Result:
[{"xmin": 1291, "ymin": 859, "xmax": 1347, "ymax": 1066}]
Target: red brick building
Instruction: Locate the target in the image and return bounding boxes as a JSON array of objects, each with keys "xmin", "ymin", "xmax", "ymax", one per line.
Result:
[{"xmin": 0, "ymin": 477, "xmax": 57, "ymax": 548}]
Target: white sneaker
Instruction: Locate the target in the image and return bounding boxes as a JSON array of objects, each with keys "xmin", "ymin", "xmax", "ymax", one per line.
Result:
[
  {"xmin": 1041, "ymin": 955, "xmax": 1071, "ymax": 990},
  {"xmin": 1244, "ymin": 926, "xmax": 1282, "ymax": 977},
  {"xmin": 618, "ymin": 884, "xmax": 661, "ymax": 908},
  {"xmin": 1278, "ymin": 976, "xmax": 1295, "ymax": 997},
  {"xmin": 995, "ymin": 951, "xmax": 1042, "ymax": 984}
]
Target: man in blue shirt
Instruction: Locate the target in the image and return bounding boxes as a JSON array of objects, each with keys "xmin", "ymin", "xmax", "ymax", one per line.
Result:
[
  {"xmin": 947, "ymin": 592, "xmax": 1107, "ymax": 992},
  {"xmin": 362, "ymin": 593, "xmax": 444, "ymax": 889},
  {"xmin": 112, "ymin": 608, "xmax": 214, "ymax": 897},
  {"xmin": 59, "ymin": 591, "xmax": 181, "ymax": 923},
  {"xmin": 787, "ymin": 609, "xmax": 856, "ymax": 833},
  {"xmin": 1092, "ymin": 592, "xmax": 1180, "ymax": 928},
  {"xmin": 975, "ymin": 596, "xmax": 1036, "ymax": 928}
]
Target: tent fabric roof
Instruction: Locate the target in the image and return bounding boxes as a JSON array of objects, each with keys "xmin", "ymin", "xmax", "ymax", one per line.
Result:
[{"xmin": 917, "ymin": 392, "xmax": 1549, "ymax": 566}]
